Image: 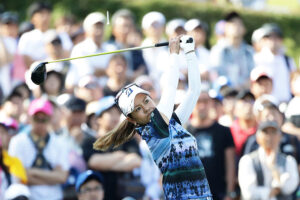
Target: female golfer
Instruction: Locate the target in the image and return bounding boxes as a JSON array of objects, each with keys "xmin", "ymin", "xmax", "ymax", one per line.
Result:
[{"xmin": 94, "ymin": 35, "xmax": 212, "ymax": 200}]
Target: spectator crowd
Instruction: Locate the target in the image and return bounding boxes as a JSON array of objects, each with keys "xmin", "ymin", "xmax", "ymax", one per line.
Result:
[{"xmin": 0, "ymin": 2, "xmax": 300, "ymax": 200}]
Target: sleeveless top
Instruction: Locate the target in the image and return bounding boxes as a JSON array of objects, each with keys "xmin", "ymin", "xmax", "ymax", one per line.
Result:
[{"xmin": 136, "ymin": 109, "xmax": 212, "ymax": 200}]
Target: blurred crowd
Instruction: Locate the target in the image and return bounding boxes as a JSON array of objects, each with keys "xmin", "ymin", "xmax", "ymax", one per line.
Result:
[{"xmin": 0, "ymin": 2, "xmax": 300, "ymax": 200}]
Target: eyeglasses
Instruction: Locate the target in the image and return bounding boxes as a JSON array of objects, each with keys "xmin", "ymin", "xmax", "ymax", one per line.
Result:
[
  {"xmin": 33, "ymin": 116, "xmax": 50, "ymax": 123},
  {"xmin": 80, "ymin": 186, "xmax": 103, "ymax": 194},
  {"xmin": 114, "ymin": 83, "xmax": 138, "ymax": 115}
]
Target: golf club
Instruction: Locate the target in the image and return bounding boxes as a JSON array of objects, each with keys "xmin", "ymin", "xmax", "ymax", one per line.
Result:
[{"xmin": 31, "ymin": 38, "xmax": 193, "ymax": 85}]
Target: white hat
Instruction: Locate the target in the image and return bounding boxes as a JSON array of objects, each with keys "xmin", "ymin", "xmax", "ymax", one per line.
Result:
[
  {"xmin": 285, "ymin": 97, "xmax": 300, "ymax": 118},
  {"xmin": 116, "ymin": 84, "xmax": 149, "ymax": 116},
  {"xmin": 5, "ymin": 184, "xmax": 31, "ymax": 200},
  {"xmin": 83, "ymin": 12, "xmax": 106, "ymax": 31},
  {"xmin": 250, "ymin": 66, "xmax": 273, "ymax": 82},
  {"xmin": 142, "ymin": 11, "xmax": 165, "ymax": 30},
  {"xmin": 166, "ymin": 18, "xmax": 186, "ymax": 36},
  {"xmin": 253, "ymin": 94, "xmax": 279, "ymax": 116},
  {"xmin": 251, "ymin": 27, "xmax": 265, "ymax": 43},
  {"xmin": 184, "ymin": 18, "xmax": 207, "ymax": 32}
]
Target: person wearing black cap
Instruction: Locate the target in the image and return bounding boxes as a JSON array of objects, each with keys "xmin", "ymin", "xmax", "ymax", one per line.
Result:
[
  {"xmin": 210, "ymin": 11, "xmax": 254, "ymax": 89},
  {"xmin": 230, "ymin": 90, "xmax": 257, "ymax": 158},
  {"xmin": 238, "ymin": 120, "xmax": 299, "ymax": 200},
  {"xmin": 254, "ymin": 23, "xmax": 296, "ymax": 103},
  {"xmin": 18, "ymin": 2, "xmax": 52, "ymax": 68},
  {"xmin": 43, "ymin": 30, "xmax": 71, "ymax": 75},
  {"xmin": 76, "ymin": 170, "xmax": 104, "ymax": 200},
  {"xmin": 0, "ymin": 11, "xmax": 19, "ymax": 39},
  {"xmin": 0, "ymin": 11, "xmax": 18, "ymax": 96},
  {"xmin": 63, "ymin": 96, "xmax": 87, "ymax": 145}
]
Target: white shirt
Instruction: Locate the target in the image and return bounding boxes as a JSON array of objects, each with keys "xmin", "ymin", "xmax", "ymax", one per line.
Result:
[
  {"xmin": 8, "ymin": 132, "xmax": 70, "ymax": 200},
  {"xmin": 238, "ymin": 147, "xmax": 299, "ymax": 200},
  {"xmin": 66, "ymin": 38, "xmax": 116, "ymax": 86},
  {"xmin": 254, "ymin": 48, "xmax": 296, "ymax": 103},
  {"xmin": 18, "ymin": 29, "xmax": 48, "ymax": 61}
]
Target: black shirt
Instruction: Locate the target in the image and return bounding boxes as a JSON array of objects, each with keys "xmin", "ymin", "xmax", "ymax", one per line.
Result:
[{"xmin": 186, "ymin": 121, "xmax": 235, "ymax": 200}]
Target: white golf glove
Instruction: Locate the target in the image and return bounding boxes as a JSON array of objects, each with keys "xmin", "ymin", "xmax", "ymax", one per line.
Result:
[{"xmin": 180, "ymin": 35, "xmax": 195, "ymax": 54}]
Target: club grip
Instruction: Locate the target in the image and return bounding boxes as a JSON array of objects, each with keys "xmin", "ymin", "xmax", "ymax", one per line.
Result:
[
  {"xmin": 154, "ymin": 38, "xmax": 193, "ymax": 47},
  {"xmin": 154, "ymin": 42, "xmax": 169, "ymax": 47}
]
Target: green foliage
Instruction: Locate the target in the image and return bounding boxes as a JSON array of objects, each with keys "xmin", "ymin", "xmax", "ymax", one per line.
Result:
[{"xmin": 2, "ymin": 0, "xmax": 300, "ymax": 65}]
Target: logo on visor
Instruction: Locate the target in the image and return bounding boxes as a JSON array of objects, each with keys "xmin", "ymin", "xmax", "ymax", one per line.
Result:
[{"xmin": 125, "ymin": 88, "xmax": 133, "ymax": 97}]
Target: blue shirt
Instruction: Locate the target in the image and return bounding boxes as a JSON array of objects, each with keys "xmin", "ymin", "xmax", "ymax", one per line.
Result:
[{"xmin": 136, "ymin": 109, "xmax": 212, "ymax": 200}]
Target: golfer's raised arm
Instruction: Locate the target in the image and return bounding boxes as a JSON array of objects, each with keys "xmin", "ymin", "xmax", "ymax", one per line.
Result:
[
  {"xmin": 157, "ymin": 37, "xmax": 180, "ymax": 120},
  {"xmin": 175, "ymin": 36, "xmax": 201, "ymax": 124}
]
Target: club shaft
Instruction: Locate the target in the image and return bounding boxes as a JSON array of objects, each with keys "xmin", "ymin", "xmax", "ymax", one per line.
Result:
[{"xmin": 47, "ymin": 44, "xmax": 158, "ymax": 64}]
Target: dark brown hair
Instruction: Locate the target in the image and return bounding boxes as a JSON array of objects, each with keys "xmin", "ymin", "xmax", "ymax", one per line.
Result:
[{"xmin": 93, "ymin": 118, "xmax": 136, "ymax": 151}]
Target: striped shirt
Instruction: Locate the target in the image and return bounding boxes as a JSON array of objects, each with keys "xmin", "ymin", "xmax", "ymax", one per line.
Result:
[{"xmin": 136, "ymin": 109, "xmax": 212, "ymax": 200}]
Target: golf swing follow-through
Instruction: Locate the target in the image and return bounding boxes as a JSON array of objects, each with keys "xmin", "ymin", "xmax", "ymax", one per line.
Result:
[{"xmin": 30, "ymin": 38, "xmax": 193, "ymax": 85}]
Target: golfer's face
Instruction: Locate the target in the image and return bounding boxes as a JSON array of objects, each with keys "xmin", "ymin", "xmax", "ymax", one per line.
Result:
[{"xmin": 131, "ymin": 93, "xmax": 155, "ymax": 125}]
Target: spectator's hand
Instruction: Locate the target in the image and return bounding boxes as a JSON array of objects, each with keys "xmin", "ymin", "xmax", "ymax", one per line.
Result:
[
  {"xmin": 169, "ymin": 36, "xmax": 180, "ymax": 54},
  {"xmin": 269, "ymin": 187, "xmax": 281, "ymax": 198},
  {"xmin": 180, "ymin": 35, "xmax": 195, "ymax": 54}
]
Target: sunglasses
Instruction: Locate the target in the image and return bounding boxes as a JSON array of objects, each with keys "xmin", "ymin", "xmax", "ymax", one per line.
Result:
[
  {"xmin": 33, "ymin": 116, "xmax": 50, "ymax": 123},
  {"xmin": 115, "ymin": 83, "xmax": 138, "ymax": 116}
]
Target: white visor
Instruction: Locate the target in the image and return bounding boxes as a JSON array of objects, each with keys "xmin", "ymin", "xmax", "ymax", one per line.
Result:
[{"xmin": 116, "ymin": 84, "xmax": 150, "ymax": 116}]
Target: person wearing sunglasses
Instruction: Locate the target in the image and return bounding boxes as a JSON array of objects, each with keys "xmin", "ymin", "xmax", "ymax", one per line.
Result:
[{"xmin": 94, "ymin": 36, "xmax": 212, "ymax": 200}]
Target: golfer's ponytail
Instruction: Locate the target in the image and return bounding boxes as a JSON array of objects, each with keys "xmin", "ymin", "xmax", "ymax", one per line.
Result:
[{"xmin": 93, "ymin": 118, "xmax": 136, "ymax": 151}]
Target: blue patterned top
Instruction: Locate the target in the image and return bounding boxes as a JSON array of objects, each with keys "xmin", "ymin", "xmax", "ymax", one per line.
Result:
[{"xmin": 136, "ymin": 109, "xmax": 212, "ymax": 200}]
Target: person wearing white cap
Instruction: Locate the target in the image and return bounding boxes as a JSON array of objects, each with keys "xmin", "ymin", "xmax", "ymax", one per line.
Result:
[
  {"xmin": 185, "ymin": 18, "xmax": 210, "ymax": 73},
  {"xmin": 141, "ymin": 11, "xmax": 169, "ymax": 89},
  {"xmin": 5, "ymin": 183, "xmax": 31, "ymax": 200},
  {"xmin": 66, "ymin": 12, "xmax": 116, "ymax": 89},
  {"xmin": 250, "ymin": 66, "xmax": 273, "ymax": 99},
  {"xmin": 93, "ymin": 36, "xmax": 213, "ymax": 200},
  {"xmin": 254, "ymin": 23, "xmax": 296, "ymax": 103}
]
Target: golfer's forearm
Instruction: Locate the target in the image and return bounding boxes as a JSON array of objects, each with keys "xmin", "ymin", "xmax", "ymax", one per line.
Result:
[
  {"xmin": 175, "ymin": 52, "xmax": 200, "ymax": 124},
  {"xmin": 157, "ymin": 53, "xmax": 180, "ymax": 120}
]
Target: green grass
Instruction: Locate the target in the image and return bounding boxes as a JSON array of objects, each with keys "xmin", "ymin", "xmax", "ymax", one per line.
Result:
[{"xmin": 268, "ymin": 0, "xmax": 300, "ymax": 12}]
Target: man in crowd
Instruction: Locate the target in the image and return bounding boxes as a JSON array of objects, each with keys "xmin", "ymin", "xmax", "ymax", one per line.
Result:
[
  {"xmin": 239, "ymin": 120, "xmax": 299, "ymax": 199},
  {"xmin": 187, "ymin": 91, "xmax": 236, "ymax": 200},
  {"xmin": 254, "ymin": 23, "xmax": 296, "ymax": 103},
  {"xmin": 210, "ymin": 11, "xmax": 254, "ymax": 88},
  {"xmin": 8, "ymin": 98, "xmax": 69, "ymax": 200}
]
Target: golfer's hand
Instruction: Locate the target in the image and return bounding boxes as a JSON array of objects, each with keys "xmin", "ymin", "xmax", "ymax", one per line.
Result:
[
  {"xmin": 169, "ymin": 36, "xmax": 180, "ymax": 54},
  {"xmin": 180, "ymin": 35, "xmax": 195, "ymax": 54}
]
